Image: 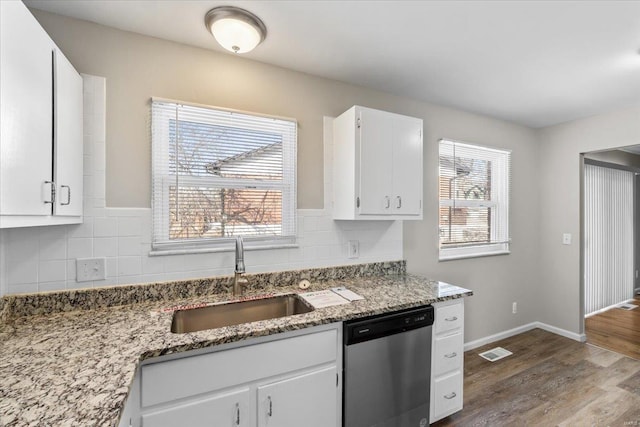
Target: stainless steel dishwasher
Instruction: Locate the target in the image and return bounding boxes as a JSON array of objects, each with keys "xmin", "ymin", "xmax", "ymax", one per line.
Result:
[{"xmin": 343, "ymin": 305, "xmax": 434, "ymax": 427}]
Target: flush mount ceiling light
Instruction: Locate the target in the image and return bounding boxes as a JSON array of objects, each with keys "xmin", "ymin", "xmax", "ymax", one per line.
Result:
[{"xmin": 205, "ymin": 6, "xmax": 267, "ymax": 54}]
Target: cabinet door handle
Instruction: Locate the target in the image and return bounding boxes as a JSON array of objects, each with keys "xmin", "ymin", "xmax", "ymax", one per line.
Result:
[
  {"xmin": 445, "ymin": 316, "xmax": 458, "ymax": 322},
  {"xmin": 60, "ymin": 185, "xmax": 71, "ymax": 206},
  {"xmin": 44, "ymin": 181, "xmax": 55, "ymax": 204},
  {"xmin": 444, "ymin": 352, "xmax": 457, "ymax": 358},
  {"xmin": 385, "ymin": 196, "xmax": 390, "ymax": 209},
  {"xmin": 267, "ymin": 396, "xmax": 273, "ymax": 417},
  {"xmin": 396, "ymin": 196, "xmax": 402, "ymax": 209},
  {"xmin": 235, "ymin": 403, "xmax": 240, "ymax": 425},
  {"xmin": 444, "ymin": 392, "xmax": 457, "ymax": 400}
]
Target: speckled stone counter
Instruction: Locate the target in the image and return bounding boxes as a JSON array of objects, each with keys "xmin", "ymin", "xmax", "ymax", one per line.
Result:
[{"xmin": 0, "ymin": 263, "xmax": 471, "ymax": 427}]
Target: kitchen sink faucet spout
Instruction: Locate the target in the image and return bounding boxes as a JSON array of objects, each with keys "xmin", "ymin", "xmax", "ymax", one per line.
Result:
[{"xmin": 233, "ymin": 236, "xmax": 249, "ymax": 296}]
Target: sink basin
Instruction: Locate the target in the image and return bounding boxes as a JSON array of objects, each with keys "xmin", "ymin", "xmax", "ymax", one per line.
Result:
[{"xmin": 171, "ymin": 294, "xmax": 314, "ymax": 333}]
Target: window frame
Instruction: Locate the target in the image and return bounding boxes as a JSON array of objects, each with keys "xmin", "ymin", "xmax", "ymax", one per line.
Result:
[
  {"xmin": 438, "ymin": 138, "xmax": 511, "ymax": 261},
  {"xmin": 150, "ymin": 98, "xmax": 297, "ymax": 255}
]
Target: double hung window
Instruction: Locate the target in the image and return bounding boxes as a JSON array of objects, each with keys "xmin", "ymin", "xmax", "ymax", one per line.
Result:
[
  {"xmin": 439, "ymin": 139, "xmax": 510, "ymax": 260},
  {"xmin": 151, "ymin": 99, "xmax": 297, "ymax": 253}
]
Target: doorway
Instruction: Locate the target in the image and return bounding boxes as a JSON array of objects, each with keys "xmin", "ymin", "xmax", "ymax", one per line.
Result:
[{"xmin": 582, "ymin": 147, "xmax": 640, "ymax": 359}]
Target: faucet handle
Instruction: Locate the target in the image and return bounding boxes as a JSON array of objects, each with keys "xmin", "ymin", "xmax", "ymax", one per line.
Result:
[{"xmin": 235, "ymin": 236, "xmax": 246, "ymax": 273}]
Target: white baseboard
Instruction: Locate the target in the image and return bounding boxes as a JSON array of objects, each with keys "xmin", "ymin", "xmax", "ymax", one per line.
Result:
[{"xmin": 464, "ymin": 321, "xmax": 586, "ymax": 351}]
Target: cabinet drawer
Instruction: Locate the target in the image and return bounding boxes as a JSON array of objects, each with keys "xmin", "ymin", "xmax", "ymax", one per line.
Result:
[
  {"xmin": 433, "ymin": 332, "xmax": 463, "ymax": 376},
  {"xmin": 432, "ymin": 371, "xmax": 463, "ymax": 420},
  {"xmin": 435, "ymin": 302, "xmax": 463, "ymax": 335},
  {"xmin": 142, "ymin": 329, "xmax": 337, "ymax": 407}
]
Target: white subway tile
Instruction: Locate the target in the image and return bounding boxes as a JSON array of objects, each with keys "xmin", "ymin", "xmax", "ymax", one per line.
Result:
[
  {"xmin": 38, "ymin": 260, "xmax": 67, "ymax": 282},
  {"xmin": 8, "ymin": 258, "xmax": 39, "ymax": 285},
  {"xmin": 39, "ymin": 281, "xmax": 67, "ymax": 292},
  {"xmin": 39, "ymin": 239, "xmax": 67, "ymax": 261},
  {"xmin": 68, "ymin": 238, "xmax": 93, "ymax": 259},
  {"xmin": 67, "ymin": 260, "xmax": 77, "ymax": 281},
  {"xmin": 142, "ymin": 256, "xmax": 165, "ymax": 274},
  {"xmin": 94, "ymin": 237, "xmax": 118, "ymax": 257},
  {"xmin": 105, "ymin": 257, "xmax": 118, "ymax": 278},
  {"xmin": 117, "ymin": 217, "xmax": 142, "ymax": 237},
  {"xmin": 8, "ymin": 283, "xmax": 38, "ymax": 294},
  {"xmin": 118, "ymin": 236, "xmax": 142, "ymax": 256},
  {"xmin": 93, "ymin": 218, "xmax": 117, "ymax": 237},
  {"xmin": 303, "ymin": 216, "xmax": 319, "ymax": 232},
  {"xmin": 118, "ymin": 256, "xmax": 142, "ymax": 276},
  {"xmin": 68, "ymin": 219, "xmax": 94, "ymax": 239}
]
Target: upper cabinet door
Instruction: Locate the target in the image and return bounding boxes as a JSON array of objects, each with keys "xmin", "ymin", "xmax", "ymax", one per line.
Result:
[
  {"xmin": 358, "ymin": 107, "xmax": 393, "ymax": 215},
  {"xmin": 0, "ymin": 0, "xmax": 54, "ymax": 216},
  {"xmin": 392, "ymin": 115, "xmax": 423, "ymax": 216},
  {"xmin": 54, "ymin": 49, "xmax": 83, "ymax": 216}
]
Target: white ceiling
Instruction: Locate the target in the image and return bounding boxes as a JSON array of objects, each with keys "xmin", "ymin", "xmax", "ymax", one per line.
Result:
[{"xmin": 25, "ymin": 0, "xmax": 640, "ymax": 128}]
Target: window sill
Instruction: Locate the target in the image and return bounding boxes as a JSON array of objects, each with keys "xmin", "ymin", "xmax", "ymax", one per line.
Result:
[
  {"xmin": 439, "ymin": 250, "xmax": 510, "ymax": 262},
  {"xmin": 149, "ymin": 243, "xmax": 299, "ymax": 257}
]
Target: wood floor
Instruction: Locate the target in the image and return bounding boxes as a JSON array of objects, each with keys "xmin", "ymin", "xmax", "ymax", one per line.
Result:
[
  {"xmin": 433, "ymin": 328, "xmax": 640, "ymax": 426},
  {"xmin": 586, "ymin": 296, "xmax": 640, "ymax": 360}
]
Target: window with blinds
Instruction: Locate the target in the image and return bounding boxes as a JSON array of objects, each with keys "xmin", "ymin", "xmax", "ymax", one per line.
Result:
[
  {"xmin": 151, "ymin": 99, "xmax": 297, "ymax": 253},
  {"xmin": 439, "ymin": 139, "xmax": 510, "ymax": 260}
]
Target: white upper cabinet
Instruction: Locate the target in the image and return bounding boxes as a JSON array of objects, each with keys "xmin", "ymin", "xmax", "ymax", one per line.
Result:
[
  {"xmin": 54, "ymin": 49, "xmax": 84, "ymax": 217},
  {"xmin": 332, "ymin": 105, "xmax": 423, "ymax": 220},
  {"xmin": 0, "ymin": 0, "xmax": 83, "ymax": 228},
  {"xmin": 0, "ymin": 0, "xmax": 54, "ymax": 218}
]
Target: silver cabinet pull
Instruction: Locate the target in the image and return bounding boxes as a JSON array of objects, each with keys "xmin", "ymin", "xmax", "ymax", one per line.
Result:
[
  {"xmin": 444, "ymin": 392, "xmax": 457, "ymax": 400},
  {"xmin": 267, "ymin": 396, "xmax": 273, "ymax": 417},
  {"xmin": 60, "ymin": 185, "xmax": 71, "ymax": 205},
  {"xmin": 44, "ymin": 181, "xmax": 55, "ymax": 204},
  {"xmin": 384, "ymin": 196, "xmax": 390, "ymax": 209},
  {"xmin": 445, "ymin": 316, "xmax": 458, "ymax": 322},
  {"xmin": 235, "ymin": 403, "xmax": 240, "ymax": 425},
  {"xmin": 396, "ymin": 196, "xmax": 401, "ymax": 208},
  {"xmin": 444, "ymin": 352, "xmax": 457, "ymax": 358}
]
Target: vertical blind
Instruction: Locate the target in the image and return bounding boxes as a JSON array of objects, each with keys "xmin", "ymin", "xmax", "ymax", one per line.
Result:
[
  {"xmin": 151, "ymin": 99, "xmax": 297, "ymax": 251},
  {"xmin": 584, "ymin": 163, "xmax": 634, "ymax": 315},
  {"xmin": 439, "ymin": 139, "xmax": 511, "ymax": 259}
]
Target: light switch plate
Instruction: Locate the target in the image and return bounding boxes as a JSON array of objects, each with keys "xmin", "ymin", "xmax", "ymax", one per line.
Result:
[
  {"xmin": 348, "ymin": 240, "xmax": 360, "ymax": 259},
  {"xmin": 562, "ymin": 233, "xmax": 572, "ymax": 245},
  {"xmin": 76, "ymin": 257, "xmax": 106, "ymax": 282}
]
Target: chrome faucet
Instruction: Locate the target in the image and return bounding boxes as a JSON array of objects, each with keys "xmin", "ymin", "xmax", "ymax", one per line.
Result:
[{"xmin": 233, "ymin": 236, "xmax": 249, "ymax": 296}]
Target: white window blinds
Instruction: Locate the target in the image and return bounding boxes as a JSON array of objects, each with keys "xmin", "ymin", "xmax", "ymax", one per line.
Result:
[
  {"xmin": 151, "ymin": 99, "xmax": 297, "ymax": 252},
  {"xmin": 439, "ymin": 139, "xmax": 511, "ymax": 260}
]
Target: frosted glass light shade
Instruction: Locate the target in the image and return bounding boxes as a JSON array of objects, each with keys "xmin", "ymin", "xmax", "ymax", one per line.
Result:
[
  {"xmin": 211, "ymin": 18, "xmax": 261, "ymax": 53},
  {"xmin": 205, "ymin": 7, "xmax": 267, "ymax": 54}
]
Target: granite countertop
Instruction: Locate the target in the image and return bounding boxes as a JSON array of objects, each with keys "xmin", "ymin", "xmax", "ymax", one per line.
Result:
[{"xmin": 0, "ymin": 265, "xmax": 471, "ymax": 427}]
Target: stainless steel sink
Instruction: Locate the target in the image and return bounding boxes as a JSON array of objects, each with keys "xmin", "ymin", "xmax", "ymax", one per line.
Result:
[{"xmin": 171, "ymin": 294, "xmax": 314, "ymax": 333}]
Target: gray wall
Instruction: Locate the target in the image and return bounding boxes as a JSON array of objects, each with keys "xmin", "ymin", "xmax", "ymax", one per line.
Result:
[
  {"xmin": 584, "ymin": 150, "xmax": 640, "ymax": 169},
  {"xmin": 32, "ymin": 8, "xmax": 633, "ymax": 343},
  {"xmin": 537, "ymin": 107, "xmax": 640, "ymax": 334}
]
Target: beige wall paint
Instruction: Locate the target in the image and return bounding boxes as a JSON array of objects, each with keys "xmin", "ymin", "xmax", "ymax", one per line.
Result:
[
  {"xmin": 32, "ymin": 10, "xmax": 544, "ymax": 342},
  {"xmin": 404, "ymin": 111, "xmax": 541, "ymax": 342},
  {"xmin": 33, "ymin": 9, "xmax": 431, "ymax": 209},
  {"xmin": 537, "ymin": 106, "xmax": 640, "ymax": 334}
]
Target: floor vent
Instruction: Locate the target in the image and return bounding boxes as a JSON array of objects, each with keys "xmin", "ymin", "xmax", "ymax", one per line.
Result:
[
  {"xmin": 617, "ymin": 303, "xmax": 638, "ymax": 311},
  {"xmin": 479, "ymin": 347, "xmax": 513, "ymax": 362}
]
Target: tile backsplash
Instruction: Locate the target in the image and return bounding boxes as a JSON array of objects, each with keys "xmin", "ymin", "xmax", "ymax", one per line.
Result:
[{"xmin": 0, "ymin": 76, "xmax": 402, "ymax": 296}]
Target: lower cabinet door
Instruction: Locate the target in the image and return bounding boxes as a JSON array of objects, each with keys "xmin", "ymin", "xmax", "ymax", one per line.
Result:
[
  {"xmin": 257, "ymin": 366, "xmax": 337, "ymax": 427},
  {"xmin": 142, "ymin": 387, "xmax": 250, "ymax": 427}
]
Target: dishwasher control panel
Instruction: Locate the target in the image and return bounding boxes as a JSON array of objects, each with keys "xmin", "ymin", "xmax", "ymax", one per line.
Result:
[{"xmin": 345, "ymin": 305, "xmax": 434, "ymax": 344}]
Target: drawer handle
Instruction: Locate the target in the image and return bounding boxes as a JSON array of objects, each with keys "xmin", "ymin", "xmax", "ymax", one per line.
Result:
[
  {"xmin": 267, "ymin": 396, "xmax": 273, "ymax": 417},
  {"xmin": 235, "ymin": 403, "xmax": 240, "ymax": 425},
  {"xmin": 60, "ymin": 185, "xmax": 71, "ymax": 205},
  {"xmin": 444, "ymin": 392, "xmax": 457, "ymax": 400},
  {"xmin": 444, "ymin": 352, "xmax": 458, "ymax": 358},
  {"xmin": 445, "ymin": 316, "xmax": 458, "ymax": 322}
]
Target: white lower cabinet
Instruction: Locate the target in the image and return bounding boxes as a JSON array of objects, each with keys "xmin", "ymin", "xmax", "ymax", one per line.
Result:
[
  {"xmin": 257, "ymin": 366, "xmax": 337, "ymax": 427},
  {"xmin": 133, "ymin": 324, "xmax": 341, "ymax": 427},
  {"xmin": 430, "ymin": 299, "xmax": 465, "ymax": 423},
  {"xmin": 142, "ymin": 388, "xmax": 250, "ymax": 427}
]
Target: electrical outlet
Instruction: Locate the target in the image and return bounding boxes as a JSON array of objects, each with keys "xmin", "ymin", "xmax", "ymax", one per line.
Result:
[
  {"xmin": 512, "ymin": 302, "xmax": 517, "ymax": 314},
  {"xmin": 76, "ymin": 257, "xmax": 106, "ymax": 282},
  {"xmin": 562, "ymin": 233, "xmax": 572, "ymax": 245},
  {"xmin": 348, "ymin": 240, "xmax": 360, "ymax": 259}
]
